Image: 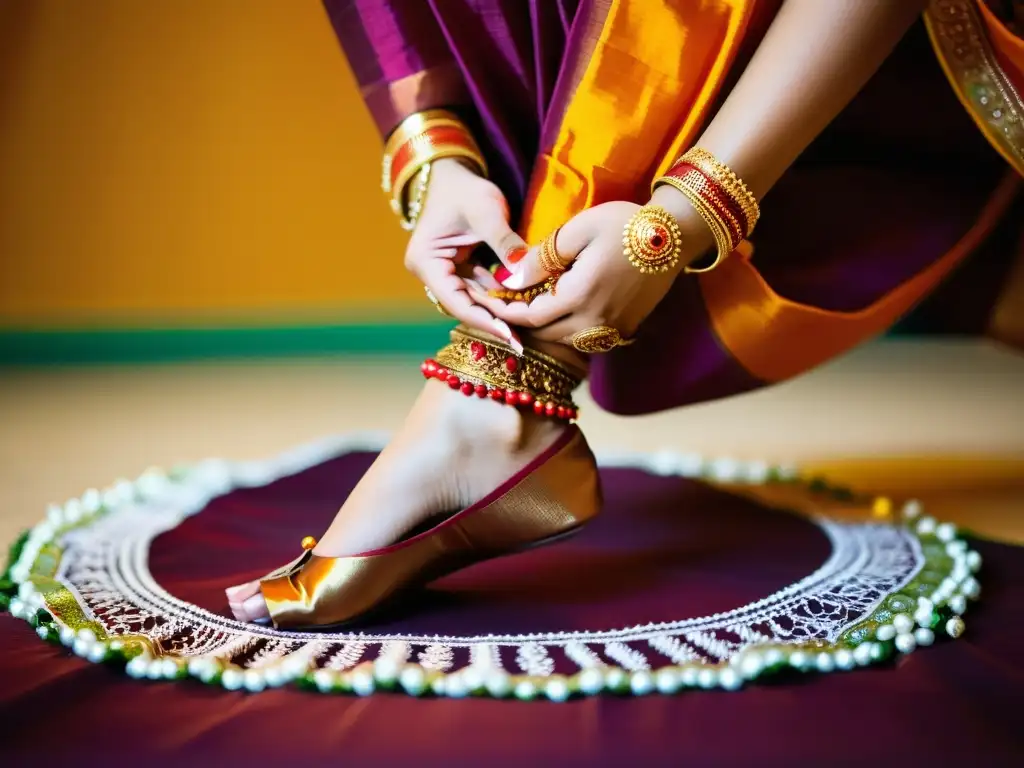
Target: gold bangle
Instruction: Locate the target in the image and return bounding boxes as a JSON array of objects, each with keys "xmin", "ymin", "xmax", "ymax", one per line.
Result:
[
  {"xmin": 677, "ymin": 148, "xmax": 759, "ymax": 234},
  {"xmin": 389, "ymin": 144, "xmax": 485, "ymax": 215},
  {"xmin": 622, "ymin": 204, "xmax": 683, "ymax": 274},
  {"xmin": 568, "ymin": 326, "xmax": 634, "ymax": 354},
  {"xmin": 400, "ymin": 164, "xmax": 432, "ymax": 231},
  {"xmin": 383, "ymin": 109, "xmax": 465, "ymax": 158},
  {"xmin": 423, "ymin": 285, "xmax": 452, "ymax": 317},
  {"xmin": 381, "ymin": 110, "xmax": 487, "ymax": 227},
  {"xmin": 452, "ymin": 327, "xmax": 585, "ymax": 381},
  {"xmin": 652, "ymin": 175, "xmax": 733, "ymax": 273}
]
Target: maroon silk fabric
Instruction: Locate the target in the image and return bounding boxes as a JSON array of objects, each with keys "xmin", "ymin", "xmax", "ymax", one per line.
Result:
[
  {"xmin": 1, "ymin": 450, "xmax": 1022, "ymax": 764},
  {"xmin": 324, "ymin": 0, "xmax": 579, "ymax": 204}
]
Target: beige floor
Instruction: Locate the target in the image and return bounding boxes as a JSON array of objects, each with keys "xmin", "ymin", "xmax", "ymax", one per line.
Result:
[{"xmin": 1, "ymin": 339, "xmax": 1022, "ymax": 548}]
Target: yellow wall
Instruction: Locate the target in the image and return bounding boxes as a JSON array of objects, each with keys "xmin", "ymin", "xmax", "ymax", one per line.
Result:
[{"xmin": 0, "ymin": 0, "xmax": 417, "ymax": 328}]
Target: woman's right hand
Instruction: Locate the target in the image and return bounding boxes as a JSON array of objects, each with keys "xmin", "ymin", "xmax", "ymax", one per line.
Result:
[{"xmin": 405, "ymin": 158, "xmax": 526, "ymax": 351}]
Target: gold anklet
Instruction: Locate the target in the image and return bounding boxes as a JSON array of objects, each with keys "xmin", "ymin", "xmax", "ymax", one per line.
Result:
[{"xmin": 421, "ymin": 328, "xmax": 582, "ymax": 421}]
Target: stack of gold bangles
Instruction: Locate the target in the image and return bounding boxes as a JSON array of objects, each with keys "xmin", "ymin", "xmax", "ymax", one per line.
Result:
[
  {"xmin": 421, "ymin": 327, "xmax": 583, "ymax": 421},
  {"xmin": 638, "ymin": 147, "xmax": 760, "ymax": 274},
  {"xmin": 382, "ymin": 109, "xmax": 487, "ymax": 230}
]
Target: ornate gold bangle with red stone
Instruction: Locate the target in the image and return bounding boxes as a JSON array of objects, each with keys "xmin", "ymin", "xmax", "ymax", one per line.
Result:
[
  {"xmin": 381, "ymin": 109, "xmax": 487, "ymax": 229},
  {"xmin": 421, "ymin": 327, "xmax": 582, "ymax": 421}
]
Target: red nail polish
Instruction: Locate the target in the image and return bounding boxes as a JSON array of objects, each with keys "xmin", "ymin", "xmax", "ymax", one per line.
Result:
[
  {"xmin": 494, "ymin": 266, "xmax": 512, "ymax": 283},
  {"xmin": 505, "ymin": 246, "xmax": 528, "ymax": 264}
]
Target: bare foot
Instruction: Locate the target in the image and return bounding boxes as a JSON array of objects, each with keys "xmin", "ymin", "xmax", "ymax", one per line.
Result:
[{"xmin": 226, "ymin": 378, "xmax": 571, "ymax": 622}]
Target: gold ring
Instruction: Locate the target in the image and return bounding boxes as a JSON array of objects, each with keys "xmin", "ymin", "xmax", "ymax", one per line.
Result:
[
  {"xmin": 424, "ymin": 286, "xmax": 452, "ymax": 317},
  {"xmin": 538, "ymin": 227, "xmax": 569, "ymax": 275},
  {"xmin": 622, "ymin": 204, "xmax": 682, "ymax": 274},
  {"xmin": 569, "ymin": 326, "xmax": 635, "ymax": 354}
]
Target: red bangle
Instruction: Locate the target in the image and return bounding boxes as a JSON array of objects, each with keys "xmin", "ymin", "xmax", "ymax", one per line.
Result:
[
  {"xmin": 388, "ymin": 125, "xmax": 480, "ymax": 190},
  {"xmin": 675, "ymin": 147, "xmax": 760, "ymax": 236},
  {"xmin": 663, "ymin": 164, "xmax": 747, "ymax": 246},
  {"xmin": 381, "ymin": 109, "xmax": 488, "ymax": 229}
]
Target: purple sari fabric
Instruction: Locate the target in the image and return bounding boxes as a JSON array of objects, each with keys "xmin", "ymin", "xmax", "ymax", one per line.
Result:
[
  {"xmin": 2, "ymin": 450, "xmax": 1023, "ymax": 764},
  {"xmin": 324, "ymin": 0, "xmax": 579, "ymax": 211},
  {"xmin": 321, "ymin": 2, "xmax": 1020, "ymax": 414}
]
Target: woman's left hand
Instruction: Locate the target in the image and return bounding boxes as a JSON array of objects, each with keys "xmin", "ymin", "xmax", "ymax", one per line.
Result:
[{"xmin": 470, "ymin": 200, "xmax": 706, "ymax": 346}]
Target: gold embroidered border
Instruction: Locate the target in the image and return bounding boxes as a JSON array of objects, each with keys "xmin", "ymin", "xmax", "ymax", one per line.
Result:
[
  {"xmin": 28, "ymin": 534, "xmax": 156, "ymax": 655},
  {"xmin": 926, "ymin": 0, "xmax": 1024, "ymax": 174}
]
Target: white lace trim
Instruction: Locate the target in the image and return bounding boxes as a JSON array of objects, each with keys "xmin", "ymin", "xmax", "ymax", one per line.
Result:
[{"xmin": 44, "ymin": 433, "xmax": 923, "ymax": 674}]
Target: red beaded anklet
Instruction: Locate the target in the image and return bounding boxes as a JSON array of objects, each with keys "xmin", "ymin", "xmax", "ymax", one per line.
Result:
[{"xmin": 420, "ymin": 359, "xmax": 579, "ymax": 421}]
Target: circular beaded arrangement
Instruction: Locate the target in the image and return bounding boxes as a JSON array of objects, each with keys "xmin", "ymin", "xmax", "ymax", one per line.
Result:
[
  {"xmin": 623, "ymin": 205, "xmax": 683, "ymax": 274},
  {"xmin": 1, "ymin": 437, "xmax": 982, "ymax": 702}
]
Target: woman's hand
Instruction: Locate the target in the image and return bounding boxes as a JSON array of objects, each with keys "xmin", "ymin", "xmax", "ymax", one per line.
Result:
[
  {"xmin": 473, "ymin": 193, "xmax": 714, "ymax": 346},
  {"xmin": 406, "ymin": 158, "xmax": 526, "ymax": 350}
]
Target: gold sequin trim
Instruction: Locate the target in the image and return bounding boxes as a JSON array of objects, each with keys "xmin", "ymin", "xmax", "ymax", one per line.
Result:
[{"xmin": 926, "ymin": 0, "xmax": 1024, "ymax": 174}]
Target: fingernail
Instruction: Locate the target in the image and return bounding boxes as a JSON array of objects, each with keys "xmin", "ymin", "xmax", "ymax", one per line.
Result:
[
  {"xmin": 493, "ymin": 319, "xmax": 523, "ymax": 354},
  {"xmin": 501, "ymin": 271, "xmax": 528, "ymax": 290},
  {"xmin": 493, "ymin": 265, "xmax": 512, "ymax": 283},
  {"xmin": 241, "ymin": 594, "xmax": 265, "ymax": 620},
  {"xmin": 505, "ymin": 246, "xmax": 528, "ymax": 264}
]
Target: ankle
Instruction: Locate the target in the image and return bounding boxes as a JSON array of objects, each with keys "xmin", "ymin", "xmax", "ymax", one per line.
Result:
[{"xmin": 436, "ymin": 383, "xmax": 562, "ymax": 453}]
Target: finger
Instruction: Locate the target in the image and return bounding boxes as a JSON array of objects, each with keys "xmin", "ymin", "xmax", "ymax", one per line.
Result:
[
  {"xmin": 426, "ymin": 268, "xmax": 524, "ymax": 353},
  {"xmin": 462, "ymin": 282, "xmax": 526, "ymax": 353},
  {"xmin": 471, "ymin": 265, "xmax": 503, "ymax": 290},
  {"xmin": 454, "ymin": 259, "xmax": 478, "ymax": 279},
  {"xmin": 434, "ymin": 233, "xmax": 483, "ymax": 248},
  {"xmin": 404, "ymin": 243, "xmax": 459, "ymax": 275},
  {"xmin": 500, "ymin": 212, "xmax": 595, "ymax": 290},
  {"xmin": 464, "ymin": 195, "xmax": 528, "ymax": 268},
  {"xmin": 516, "ymin": 315, "xmax": 591, "ymax": 344},
  {"xmin": 466, "ymin": 264, "xmax": 569, "ymax": 322},
  {"xmin": 465, "ymin": 280, "xmax": 518, "ymax": 317},
  {"xmin": 492, "ymin": 317, "xmax": 524, "ymax": 355},
  {"xmin": 436, "ymin": 280, "xmax": 506, "ymax": 339}
]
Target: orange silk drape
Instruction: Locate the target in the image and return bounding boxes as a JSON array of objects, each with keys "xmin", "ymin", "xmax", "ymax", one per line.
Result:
[
  {"xmin": 519, "ymin": 0, "xmax": 759, "ymax": 244},
  {"xmin": 521, "ymin": 0, "xmax": 1023, "ymax": 384}
]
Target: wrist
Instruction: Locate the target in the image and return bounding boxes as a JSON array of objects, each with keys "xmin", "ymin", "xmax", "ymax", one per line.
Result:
[
  {"xmin": 432, "ymin": 156, "xmax": 482, "ymax": 180},
  {"xmin": 648, "ymin": 185, "xmax": 716, "ymax": 268},
  {"xmin": 383, "ymin": 109, "xmax": 487, "ymax": 229}
]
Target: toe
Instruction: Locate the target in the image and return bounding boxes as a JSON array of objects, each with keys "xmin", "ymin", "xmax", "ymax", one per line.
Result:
[
  {"xmin": 237, "ymin": 592, "xmax": 270, "ymax": 622},
  {"xmin": 225, "ymin": 580, "xmax": 261, "ymax": 604}
]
